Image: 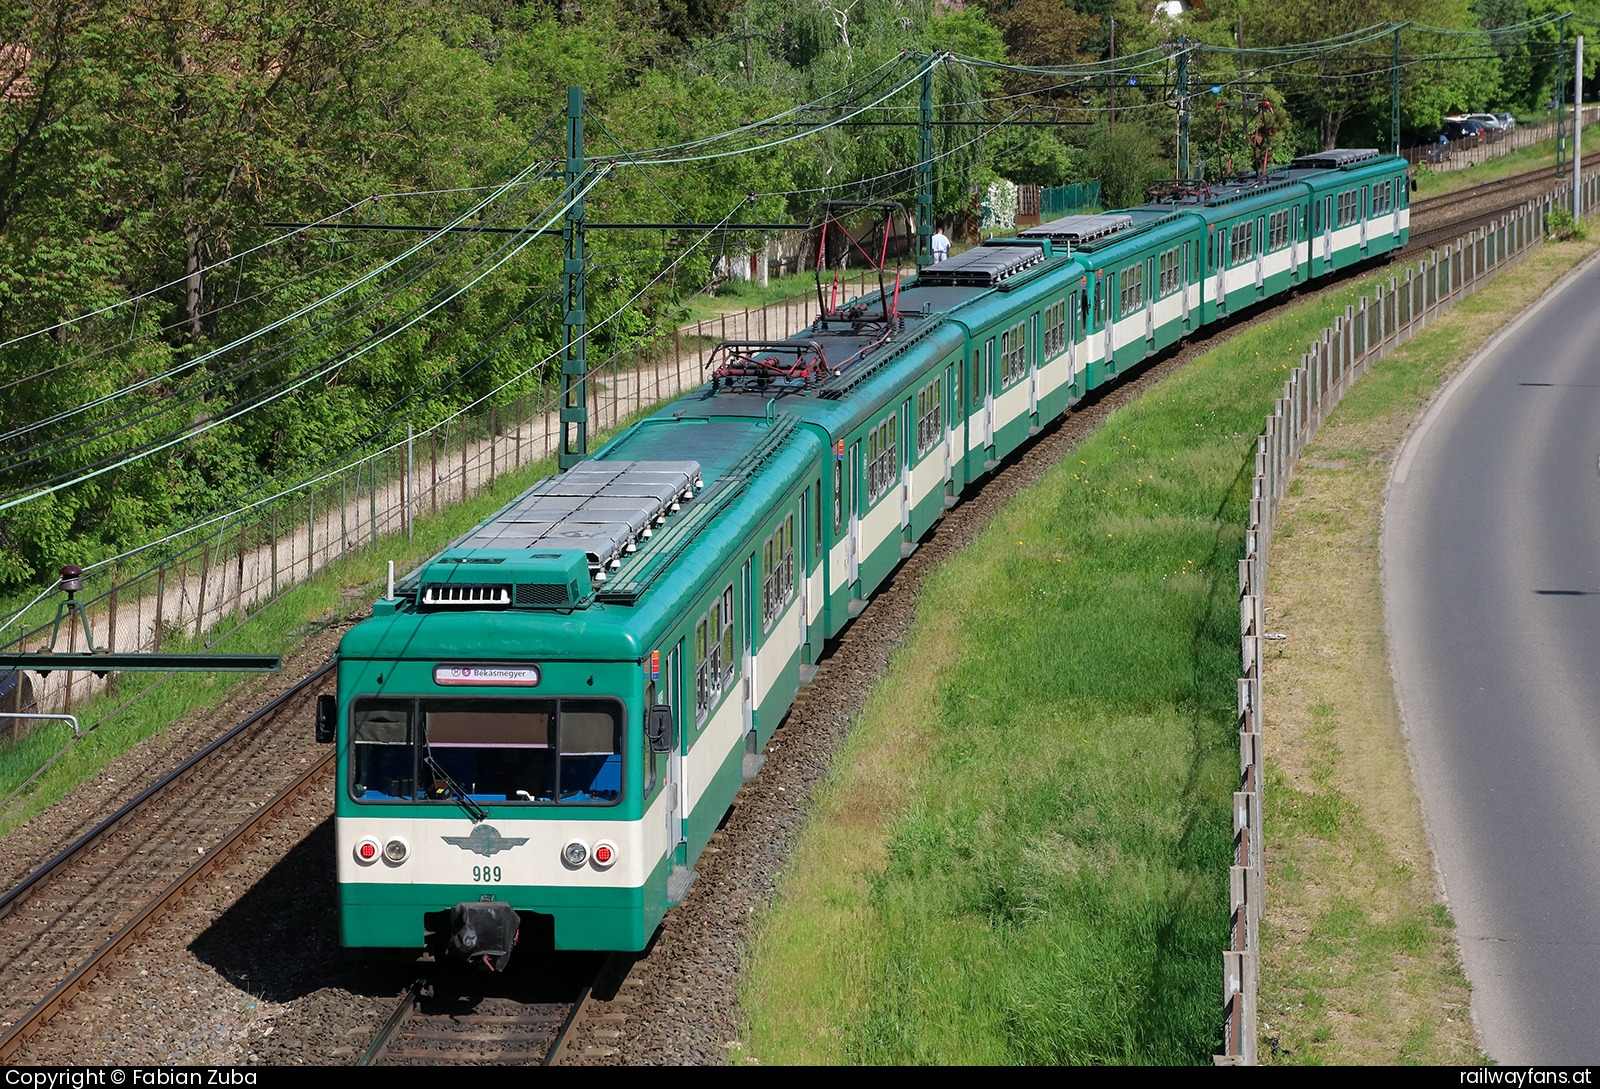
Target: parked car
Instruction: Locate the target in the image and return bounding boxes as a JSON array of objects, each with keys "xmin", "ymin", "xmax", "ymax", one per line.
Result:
[
  {"xmin": 1495, "ymin": 112, "xmax": 1517, "ymax": 133},
  {"xmin": 1443, "ymin": 119, "xmax": 1490, "ymax": 143}
]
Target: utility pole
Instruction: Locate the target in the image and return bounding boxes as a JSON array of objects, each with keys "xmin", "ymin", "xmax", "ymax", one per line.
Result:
[
  {"xmin": 1177, "ymin": 38, "xmax": 1190, "ymax": 179},
  {"xmin": 744, "ymin": 17, "xmax": 753, "ymax": 85},
  {"xmin": 1109, "ymin": 16, "xmax": 1116, "ymax": 134},
  {"xmin": 1559, "ymin": 17, "xmax": 1568, "ymax": 170},
  {"xmin": 1576, "ymin": 35, "xmax": 1584, "ymax": 217},
  {"xmin": 1392, "ymin": 25, "xmax": 1403, "ymax": 156},
  {"xmin": 917, "ymin": 55, "xmax": 935, "ymax": 268},
  {"xmin": 559, "ymin": 86, "xmax": 588, "ymax": 470}
]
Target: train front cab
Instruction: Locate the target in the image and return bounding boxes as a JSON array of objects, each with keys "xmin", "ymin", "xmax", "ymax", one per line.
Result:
[{"xmin": 332, "ymin": 652, "xmax": 677, "ymax": 956}]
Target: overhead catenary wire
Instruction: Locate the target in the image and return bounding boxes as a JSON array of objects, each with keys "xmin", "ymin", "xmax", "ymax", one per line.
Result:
[
  {"xmin": 0, "ymin": 167, "xmax": 613, "ymax": 515},
  {"xmin": 0, "ymin": 157, "xmax": 568, "ymax": 448},
  {"xmin": 0, "ymin": 166, "xmax": 580, "ymax": 475}
]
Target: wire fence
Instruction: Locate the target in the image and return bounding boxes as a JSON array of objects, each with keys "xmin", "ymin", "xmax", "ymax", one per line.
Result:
[
  {"xmin": 1399, "ymin": 107, "xmax": 1600, "ymax": 170},
  {"xmin": 0, "ymin": 272, "xmax": 877, "ymax": 735},
  {"xmin": 1216, "ymin": 170, "xmax": 1598, "ymax": 1064},
  {"xmin": 1037, "ymin": 180, "xmax": 1103, "ymax": 219}
]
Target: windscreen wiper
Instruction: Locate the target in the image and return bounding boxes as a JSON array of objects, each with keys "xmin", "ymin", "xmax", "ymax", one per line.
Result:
[{"xmin": 423, "ymin": 755, "xmax": 488, "ymax": 822}]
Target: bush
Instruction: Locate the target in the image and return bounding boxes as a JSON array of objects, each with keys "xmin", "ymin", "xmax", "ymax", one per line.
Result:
[{"xmin": 1545, "ymin": 207, "xmax": 1590, "ymax": 241}]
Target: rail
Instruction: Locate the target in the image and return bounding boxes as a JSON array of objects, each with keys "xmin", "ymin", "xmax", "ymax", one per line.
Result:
[
  {"xmin": 0, "ymin": 747, "xmax": 335, "ymax": 1062},
  {"xmin": 1215, "ymin": 164, "xmax": 1600, "ymax": 1065}
]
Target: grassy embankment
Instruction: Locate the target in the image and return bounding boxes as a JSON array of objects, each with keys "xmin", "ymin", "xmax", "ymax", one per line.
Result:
[
  {"xmin": 1258, "ymin": 220, "xmax": 1600, "ymax": 1064},
  {"xmin": 0, "ymin": 405, "xmax": 666, "ymax": 837},
  {"xmin": 737, "ymin": 272, "xmax": 1404, "ymax": 1065},
  {"xmin": 1414, "ymin": 135, "xmax": 1560, "ymax": 199}
]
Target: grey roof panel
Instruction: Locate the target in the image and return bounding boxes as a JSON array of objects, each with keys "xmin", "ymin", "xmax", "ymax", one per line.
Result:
[
  {"xmin": 1020, "ymin": 213, "xmax": 1135, "ymax": 244},
  {"xmin": 917, "ymin": 244, "xmax": 1046, "ymax": 287},
  {"xmin": 461, "ymin": 459, "xmax": 702, "ymax": 575}
]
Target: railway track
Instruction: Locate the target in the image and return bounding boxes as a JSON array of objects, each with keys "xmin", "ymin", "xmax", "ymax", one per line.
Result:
[
  {"xmin": 0, "ymin": 663, "xmax": 336, "ymax": 1062},
  {"xmin": 1406, "ymin": 163, "xmax": 1597, "ymax": 253},
  {"xmin": 358, "ymin": 953, "xmax": 612, "ymax": 1066}
]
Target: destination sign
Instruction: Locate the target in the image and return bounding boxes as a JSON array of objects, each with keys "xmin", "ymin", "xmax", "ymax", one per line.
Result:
[{"xmin": 434, "ymin": 664, "xmax": 542, "ymax": 687}]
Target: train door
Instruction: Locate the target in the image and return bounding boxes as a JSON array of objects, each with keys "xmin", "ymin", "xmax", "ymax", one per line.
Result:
[
  {"xmin": 741, "ymin": 559, "xmax": 755, "ymax": 739},
  {"xmin": 1291, "ymin": 207, "xmax": 1301, "ymax": 280},
  {"xmin": 899, "ymin": 398, "xmax": 912, "ymax": 535},
  {"xmin": 1104, "ymin": 271, "xmax": 1117, "ymax": 372},
  {"xmin": 1028, "ymin": 312, "xmax": 1040, "ymax": 418},
  {"xmin": 1214, "ymin": 232, "xmax": 1227, "ymax": 312},
  {"xmin": 1142, "ymin": 258, "xmax": 1153, "ymax": 345},
  {"xmin": 798, "ymin": 488, "xmax": 811, "ymax": 653},
  {"xmin": 983, "ymin": 338, "xmax": 996, "ymax": 450},
  {"xmin": 1393, "ymin": 179, "xmax": 1403, "ymax": 241},
  {"xmin": 1068, "ymin": 290, "xmax": 1079, "ymax": 393},
  {"xmin": 1181, "ymin": 242, "xmax": 1191, "ymax": 329},
  {"xmin": 1360, "ymin": 184, "xmax": 1370, "ymax": 253},
  {"xmin": 1323, "ymin": 195, "xmax": 1333, "ymax": 263},
  {"xmin": 847, "ymin": 441, "xmax": 861, "ymax": 588},
  {"xmin": 1255, "ymin": 217, "xmax": 1265, "ymax": 290},
  {"xmin": 664, "ymin": 642, "xmax": 685, "ymax": 861},
  {"xmin": 943, "ymin": 360, "xmax": 956, "ymax": 493}
]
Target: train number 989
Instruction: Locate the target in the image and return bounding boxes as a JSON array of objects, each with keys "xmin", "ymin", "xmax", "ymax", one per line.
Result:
[{"xmin": 472, "ymin": 865, "xmax": 503, "ymax": 882}]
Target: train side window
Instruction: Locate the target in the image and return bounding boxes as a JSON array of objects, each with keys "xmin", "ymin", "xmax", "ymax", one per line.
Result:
[
  {"xmin": 720, "ymin": 584, "xmax": 737, "ymax": 687},
  {"xmin": 351, "ymin": 700, "xmax": 416, "ymax": 801},
  {"xmin": 695, "ymin": 615, "xmax": 715, "ymax": 722},
  {"xmin": 761, "ymin": 522, "xmax": 794, "ymax": 630}
]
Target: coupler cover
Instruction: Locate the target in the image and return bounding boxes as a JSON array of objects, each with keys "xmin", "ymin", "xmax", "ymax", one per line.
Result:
[{"xmin": 446, "ymin": 901, "xmax": 520, "ymax": 971}]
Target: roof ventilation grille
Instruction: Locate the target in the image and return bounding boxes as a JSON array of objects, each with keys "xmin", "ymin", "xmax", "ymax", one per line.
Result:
[{"xmin": 420, "ymin": 583, "xmax": 512, "ymax": 609}]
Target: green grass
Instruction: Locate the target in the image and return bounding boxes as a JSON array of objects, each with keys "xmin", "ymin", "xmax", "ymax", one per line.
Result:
[
  {"xmin": 739, "ymin": 271, "xmax": 1399, "ymax": 1065},
  {"xmin": 0, "ymin": 405, "xmax": 662, "ymax": 836}
]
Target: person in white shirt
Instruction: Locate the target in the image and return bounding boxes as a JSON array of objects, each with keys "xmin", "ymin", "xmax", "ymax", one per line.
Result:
[{"xmin": 931, "ymin": 227, "xmax": 951, "ymax": 263}]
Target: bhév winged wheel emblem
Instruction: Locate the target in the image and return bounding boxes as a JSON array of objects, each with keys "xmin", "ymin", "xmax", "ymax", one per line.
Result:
[{"xmin": 442, "ymin": 824, "xmax": 530, "ymax": 857}]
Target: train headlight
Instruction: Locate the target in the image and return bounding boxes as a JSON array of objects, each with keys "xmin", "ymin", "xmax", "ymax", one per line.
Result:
[
  {"xmin": 592, "ymin": 840, "xmax": 618, "ymax": 868},
  {"xmin": 355, "ymin": 837, "xmax": 381, "ymax": 864},
  {"xmin": 384, "ymin": 837, "xmax": 409, "ymax": 864},
  {"xmin": 562, "ymin": 839, "xmax": 589, "ymax": 867}
]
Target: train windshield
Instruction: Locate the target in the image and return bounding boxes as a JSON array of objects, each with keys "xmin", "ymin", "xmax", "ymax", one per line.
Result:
[{"xmin": 349, "ymin": 697, "xmax": 623, "ymax": 806}]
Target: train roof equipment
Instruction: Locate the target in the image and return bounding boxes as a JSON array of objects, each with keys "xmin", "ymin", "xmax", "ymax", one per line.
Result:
[
  {"xmin": 1017, "ymin": 212, "xmax": 1134, "ymax": 249},
  {"xmin": 410, "ymin": 460, "xmax": 702, "ymax": 602},
  {"xmin": 1288, "ymin": 148, "xmax": 1382, "ymax": 170},
  {"xmin": 915, "ymin": 241, "xmax": 1048, "ymax": 286}
]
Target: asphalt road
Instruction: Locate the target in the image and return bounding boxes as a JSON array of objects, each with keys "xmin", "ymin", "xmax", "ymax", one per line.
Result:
[{"xmin": 1385, "ymin": 251, "xmax": 1600, "ymax": 1064}]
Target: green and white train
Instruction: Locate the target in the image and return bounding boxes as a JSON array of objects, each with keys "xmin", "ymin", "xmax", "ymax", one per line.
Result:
[{"xmin": 320, "ymin": 148, "xmax": 1408, "ymax": 963}]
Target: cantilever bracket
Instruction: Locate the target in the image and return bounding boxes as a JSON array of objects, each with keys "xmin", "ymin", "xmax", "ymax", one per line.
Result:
[{"xmin": 1, "ymin": 565, "xmax": 282, "ymax": 678}]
